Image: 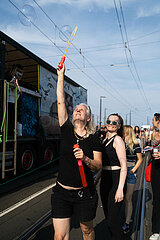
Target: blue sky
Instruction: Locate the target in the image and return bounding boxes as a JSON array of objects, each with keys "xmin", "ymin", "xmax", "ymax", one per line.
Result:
[{"xmin": 1, "ymin": 0, "xmax": 160, "ymax": 127}]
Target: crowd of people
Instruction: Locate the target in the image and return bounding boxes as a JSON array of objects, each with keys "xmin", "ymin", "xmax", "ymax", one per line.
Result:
[{"xmin": 51, "ymin": 63, "xmax": 160, "ymax": 240}]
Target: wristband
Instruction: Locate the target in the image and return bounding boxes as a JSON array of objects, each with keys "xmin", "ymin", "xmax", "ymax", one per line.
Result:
[{"xmin": 86, "ymin": 158, "xmax": 91, "ymax": 166}]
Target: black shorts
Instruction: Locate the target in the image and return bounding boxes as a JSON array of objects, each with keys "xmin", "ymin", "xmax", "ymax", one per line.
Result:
[{"xmin": 51, "ymin": 182, "xmax": 98, "ymax": 222}]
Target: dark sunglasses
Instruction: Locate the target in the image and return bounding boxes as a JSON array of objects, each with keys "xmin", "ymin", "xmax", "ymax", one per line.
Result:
[
  {"xmin": 154, "ymin": 113, "xmax": 160, "ymax": 121},
  {"xmin": 107, "ymin": 120, "xmax": 119, "ymax": 126},
  {"xmin": 154, "ymin": 113, "xmax": 160, "ymax": 117}
]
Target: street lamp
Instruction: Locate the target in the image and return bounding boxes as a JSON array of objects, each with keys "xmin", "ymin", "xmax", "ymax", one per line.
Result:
[{"xmin": 99, "ymin": 96, "xmax": 106, "ymax": 129}]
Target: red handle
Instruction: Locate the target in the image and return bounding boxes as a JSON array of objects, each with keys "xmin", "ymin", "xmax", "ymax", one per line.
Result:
[
  {"xmin": 58, "ymin": 56, "xmax": 65, "ymax": 69},
  {"xmin": 73, "ymin": 144, "xmax": 87, "ymax": 187},
  {"xmin": 73, "ymin": 143, "xmax": 80, "ymax": 161},
  {"xmin": 78, "ymin": 164, "xmax": 87, "ymax": 187},
  {"xmin": 73, "ymin": 143, "xmax": 79, "ymax": 149}
]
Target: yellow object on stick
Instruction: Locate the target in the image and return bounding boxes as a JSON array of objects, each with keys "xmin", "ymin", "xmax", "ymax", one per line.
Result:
[{"xmin": 58, "ymin": 26, "xmax": 78, "ymax": 69}]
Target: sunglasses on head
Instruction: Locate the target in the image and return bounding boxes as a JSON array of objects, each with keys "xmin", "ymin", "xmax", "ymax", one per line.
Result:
[{"xmin": 107, "ymin": 120, "xmax": 119, "ymax": 126}]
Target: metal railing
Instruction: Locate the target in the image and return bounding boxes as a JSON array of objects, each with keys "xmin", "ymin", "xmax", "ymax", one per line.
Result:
[{"xmin": 132, "ymin": 151, "xmax": 152, "ymax": 240}]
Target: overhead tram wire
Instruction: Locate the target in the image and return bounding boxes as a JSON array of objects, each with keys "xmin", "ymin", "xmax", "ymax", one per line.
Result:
[
  {"xmin": 32, "ymin": 0, "xmax": 136, "ymax": 110},
  {"xmin": 42, "ymin": 38, "xmax": 160, "ymax": 59},
  {"xmin": 81, "ymin": 41, "xmax": 123, "ymax": 50},
  {"xmin": 67, "ymin": 62, "xmax": 129, "ymax": 70},
  {"xmin": 113, "ymin": 0, "xmax": 130, "ymax": 66},
  {"xmin": 77, "ymin": 26, "xmax": 160, "ymax": 52},
  {"xmin": 113, "ymin": 0, "xmax": 151, "ymax": 110},
  {"xmin": 8, "ymin": 0, "xmax": 145, "ymax": 121},
  {"xmin": 131, "ymin": 40, "xmax": 160, "ymax": 47},
  {"xmin": 118, "ymin": 0, "xmax": 151, "ymax": 111},
  {"xmin": 33, "ymin": 0, "xmax": 134, "ymax": 109},
  {"xmin": 31, "ymin": 0, "xmax": 152, "ymax": 115},
  {"xmin": 59, "ymin": 39, "xmax": 160, "ymax": 56},
  {"xmin": 8, "ymin": 0, "xmax": 133, "ymax": 108},
  {"xmin": 60, "ymin": 38, "xmax": 160, "ymax": 56},
  {"xmin": 32, "ymin": 0, "xmax": 134, "ymax": 109},
  {"xmin": 129, "ymin": 28, "xmax": 160, "ymax": 43},
  {"xmin": 112, "ymin": 0, "xmax": 142, "ymax": 108},
  {"xmin": 58, "ymin": 15, "xmax": 160, "ymax": 55},
  {"xmin": 7, "ymin": 1, "xmax": 150, "ymax": 123},
  {"xmin": 73, "ymin": 40, "xmax": 160, "ymax": 54}
]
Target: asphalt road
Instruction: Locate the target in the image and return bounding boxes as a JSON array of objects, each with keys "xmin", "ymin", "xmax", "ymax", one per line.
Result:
[
  {"xmin": 0, "ymin": 152, "xmax": 153, "ymax": 240},
  {"xmin": 0, "ymin": 165, "xmax": 58, "ymax": 240},
  {"xmin": 28, "ymin": 183, "xmax": 110, "ymax": 240},
  {"xmin": 28, "ymin": 153, "xmax": 153, "ymax": 240}
]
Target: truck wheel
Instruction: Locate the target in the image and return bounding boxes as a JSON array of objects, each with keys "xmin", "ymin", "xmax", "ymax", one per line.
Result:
[
  {"xmin": 18, "ymin": 145, "xmax": 37, "ymax": 172},
  {"xmin": 43, "ymin": 144, "xmax": 54, "ymax": 163}
]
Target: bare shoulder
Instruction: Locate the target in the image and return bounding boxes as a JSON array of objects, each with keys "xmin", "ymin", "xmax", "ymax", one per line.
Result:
[{"xmin": 114, "ymin": 135, "xmax": 124, "ymax": 145}]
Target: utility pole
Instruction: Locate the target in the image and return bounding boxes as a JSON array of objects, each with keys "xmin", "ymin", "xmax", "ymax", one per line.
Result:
[
  {"xmin": 129, "ymin": 110, "xmax": 132, "ymax": 125},
  {"xmin": 92, "ymin": 114, "xmax": 95, "ymax": 125},
  {"xmin": 104, "ymin": 108, "xmax": 107, "ymax": 125},
  {"xmin": 125, "ymin": 113, "xmax": 128, "ymax": 125},
  {"xmin": 97, "ymin": 115, "xmax": 99, "ymax": 127},
  {"xmin": 125, "ymin": 113, "xmax": 129, "ymax": 125},
  {"xmin": 99, "ymin": 96, "xmax": 106, "ymax": 129}
]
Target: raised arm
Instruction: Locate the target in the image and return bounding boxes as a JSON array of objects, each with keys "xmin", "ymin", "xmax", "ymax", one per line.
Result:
[{"xmin": 57, "ymin": 64, "xmax": 68, "ymax": 126}]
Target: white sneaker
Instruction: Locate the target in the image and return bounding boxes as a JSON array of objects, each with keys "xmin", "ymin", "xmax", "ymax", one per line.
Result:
[{"xmin": 149, "ymin": 233, "xmax": 160, "ymax": 240}]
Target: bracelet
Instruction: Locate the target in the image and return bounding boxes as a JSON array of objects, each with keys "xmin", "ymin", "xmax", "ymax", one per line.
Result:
[{"xmin": 86, "ymin": 158, "xmax": 91, "ymax": 166}]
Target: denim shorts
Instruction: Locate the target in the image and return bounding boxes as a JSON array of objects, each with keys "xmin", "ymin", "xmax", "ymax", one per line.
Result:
[
  {"xmin": 51, "ymin": 182, "xmax": 98, "ymax": 222},
  {"xmin": 126, "ymin": 166, "xmax": 137, "ymax": 184}
]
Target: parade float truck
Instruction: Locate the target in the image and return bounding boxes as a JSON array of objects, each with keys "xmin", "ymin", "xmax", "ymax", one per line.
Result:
[{"xmin": 0, "ymin": 31, "xmax": 87, "ymax": 179}]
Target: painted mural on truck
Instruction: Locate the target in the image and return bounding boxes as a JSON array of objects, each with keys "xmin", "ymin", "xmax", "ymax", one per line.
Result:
[{"xmin": 39, "ymin": 66, "xmax": 87, "ymax": 135}]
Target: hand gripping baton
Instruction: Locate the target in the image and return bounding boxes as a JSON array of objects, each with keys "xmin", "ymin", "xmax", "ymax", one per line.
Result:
[{"xmin": 73, "ymin": 143, "xmax": 87, "ymax": 187}]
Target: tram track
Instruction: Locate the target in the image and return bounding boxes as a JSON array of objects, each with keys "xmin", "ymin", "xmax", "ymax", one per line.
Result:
[
  {"xmin": 14, "ymin": 211, "xmax": 52, "ymax": 240},
  {"xmin": 0, "ymin": 164, "xmax": 58, "ymax": 240},
  {"xmin": 0, "ymin": 183, "xmax": 56, "ymax": 218},
  {"xmin": 0, "ymin": 162, "xmax": 58, "ymax": 196}
]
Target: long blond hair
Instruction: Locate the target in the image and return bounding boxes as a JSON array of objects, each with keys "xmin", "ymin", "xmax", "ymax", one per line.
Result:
[{"xmin": 124, "ymin": 125, "xmax": 138, "ymax": 152}]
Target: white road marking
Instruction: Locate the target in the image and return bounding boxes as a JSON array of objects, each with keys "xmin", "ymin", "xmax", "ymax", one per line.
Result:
[{"xmin": 0, "ymin": 183, "xmax": 56, "ymax": 218}]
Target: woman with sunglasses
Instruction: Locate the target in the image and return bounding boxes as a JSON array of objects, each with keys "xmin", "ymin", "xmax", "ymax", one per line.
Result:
[{"xmin": 100, "ymin": 113, "xmax": 127, "ymax": 240}]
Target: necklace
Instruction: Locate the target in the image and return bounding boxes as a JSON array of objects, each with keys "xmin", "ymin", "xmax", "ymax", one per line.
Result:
[{"xmin": 74, "ymin": 129, "xmax": 87, "ymax": 142}]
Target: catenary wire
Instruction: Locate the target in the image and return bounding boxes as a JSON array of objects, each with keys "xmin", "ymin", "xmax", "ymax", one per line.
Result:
[
  {"xmin": 32, "ymin": 0, "xmax": 136, "ymax": 110},
  {"xmin": 35, "ymin": 40, "xmax": 160, "ymax": 60},
  {"xmin": 118, "ymin": 0, "xmax": 151, "ymax": 110},
  {"xmin": 113, "ymin": 0, "xmax": 151, "ymax": 111},
  {"xmin": 7, "ymin": 0, "xmax": 135, "ymax": 109},
  {"xmin": 8, "ymin": 0, "xmax": 152, "ymax": 120}
]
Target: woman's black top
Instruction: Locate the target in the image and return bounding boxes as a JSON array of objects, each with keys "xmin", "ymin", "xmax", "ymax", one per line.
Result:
[
  {"xmin": 102, "ymin": 135, "xmax": 120, "ymax": 167},
  {"xmin": 57, "ymin": 118, "xmax": 102, "ymax": 190},
  {"xmin": 126, "ymin": 143, "xmax": 141, "ymax": 163}
]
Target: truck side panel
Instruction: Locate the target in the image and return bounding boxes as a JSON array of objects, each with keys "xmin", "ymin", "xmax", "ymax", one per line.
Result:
[{"xmin": 39, "ymin": 66, "xmax": 87, "ymax": 135}]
